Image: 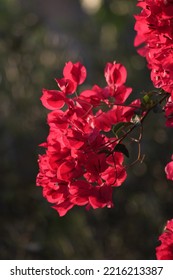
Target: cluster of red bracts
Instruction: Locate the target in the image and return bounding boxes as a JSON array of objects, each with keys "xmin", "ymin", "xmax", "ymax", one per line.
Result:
[
  {"xmin": 156, "ymin": 219, "xmax": 173, "ymax": 259},
  {"xmin": 36, "ymin": 0, "xmax": 173, "ymax": 260},
  {"xmin": 135, "ymin": 0, "xmax": 173, "ymax": 260},
  {"xmin": 134, "ymin": 0, "xmax": 173, "ymax": 126},
  {"xmin": 36, "ymin": 61, "xmax": 140, "ymax": 216}
]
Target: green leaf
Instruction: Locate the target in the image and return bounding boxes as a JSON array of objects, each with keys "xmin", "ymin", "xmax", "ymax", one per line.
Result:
[
  {"xmin": 142, "ymin": 94, "xmax": 150, "ymax": 104},
  {"xmin": 142, "ymin": 93, "xmax": 155, "ymax": 110},
  {"xmin": 113, "ymin": 143, "xmax": 129, "ymax": 158}
]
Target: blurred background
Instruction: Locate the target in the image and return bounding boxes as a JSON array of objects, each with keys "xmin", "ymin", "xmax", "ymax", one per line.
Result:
[{"xmin": 1, "ymin": 0, "xmax": 173, "ymax": 260}]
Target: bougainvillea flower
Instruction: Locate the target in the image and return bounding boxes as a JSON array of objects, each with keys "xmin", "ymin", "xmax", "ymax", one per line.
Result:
[
  {"xmin": 63, "ymin": 61, "xmax": 87, "ymax": 85},
  {"xmin": 55, "ymin": 78, "xmax": 77, "ymax": 94},
  {"xmin": 69, "ymin": 181, "xmax": 92, "ymax": 206},
  {"xmin": 89, "ymin": 184, "xmax": 114, "ymax": 209},
  {"xmin": 165, "ymin": 155, "xmax": 173, "ymax": 180},
  {"xmin": 40, "ymin": 89, "xmax": 65, "ymax": 110},
  {"xmin": 37, "ymin": 61, "xmax": 133, "ymax": 216},
  {"xmin": 104, "ymin": 62, "xmax": 127, "ymax": 88},
  {"xmin": 165, "ymin": 97, "xmax": 173, "ymax": 127},
  {"xmin": 156, "ymin": 219, "xmax": 173, "ymax": 260},
  {"xmin": 134, "ymin": 0, "xmax": 173, "ymax": 94}
]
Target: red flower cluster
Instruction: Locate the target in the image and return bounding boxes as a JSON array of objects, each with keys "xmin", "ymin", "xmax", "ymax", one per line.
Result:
[
  {"xmin": 134, "ymin": 1, "xmax": 173, "ymax": 200},
  {"xmin": 36, "ymin": 61, "xmax": 139, "ymax": 216},
  {"xmin": 134, "ymin": 0, "xmax": 173, "ymax": 128},
  {"xmin": 165, "ymin": 97, "xmax": 173, "ymax": 127},
  {"xmin": 156, "ymin": 219, "xmax": 173, "ymax": 259},
  {"xmin": 165, "ymin": 155, "xmax": 173, "ymax": 180},
  {"xmin": 134, "ymin": 0, "xmax": 173, "ymax": 95}
]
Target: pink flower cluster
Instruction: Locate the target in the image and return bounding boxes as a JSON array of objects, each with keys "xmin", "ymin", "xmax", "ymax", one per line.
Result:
[
  {"xmin": 165, "ymin": 155, "xmax": 173, "ymax": 180},
  {"xmin": 134, "ymin": 0, "xmax": 173, "ymax": 126},
  {"xmin": 156, "ymin": 219, "xmax": 173, "ymax": 259},
  {"xmin": 36, "ymin": 61, "xmax": 139, "ymax": 216},
  {"xmin": 135, "ymin": 0, "xmax": 173, "ymax": 260},
  {"xmin": 36, "ymin": 0, "xmax": 173, "ymax": 259},
  {"xmin": 134, "ymin": 0, "xmax": 173, "ymax": 93}
]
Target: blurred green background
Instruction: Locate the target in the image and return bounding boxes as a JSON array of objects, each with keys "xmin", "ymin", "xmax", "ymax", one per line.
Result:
[{"xmin": 1, "ymin": 0, "xmax": 173, "ymax": 260}]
